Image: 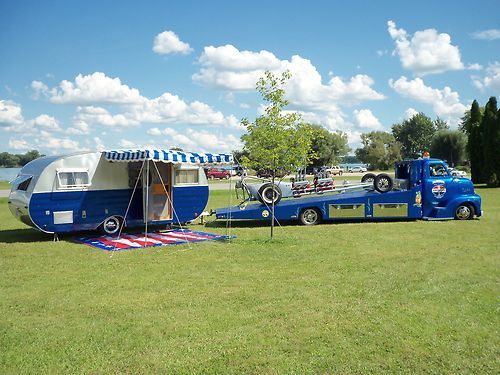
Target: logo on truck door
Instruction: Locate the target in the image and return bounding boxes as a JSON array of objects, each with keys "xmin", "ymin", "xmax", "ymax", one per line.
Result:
[{"xmin": 431, "ymin": 180, "xmax": 446, "ymax": 199}]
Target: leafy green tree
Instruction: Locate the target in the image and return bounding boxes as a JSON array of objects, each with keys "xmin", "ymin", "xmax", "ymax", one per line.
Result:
[
  {"xmin": 430, "ymin": 130, "xmax": 467, "ymax": 167},
  {"xmin": 463, "ymin": 100, "xmax": 485, "ymax": 183},
  {"xmin": 392, "ymin": 113, "xmax": 438, "ymax": 158},
  {"xmin": 306, "ymin": 124, "xmax": 350, "ymax": 167},
  {"xmin": 342, "ymin": 155, "xmax": 361, "ymax": 164},
  {"xmin": 241, "ymin": 70, "xmax": 314, "ymax": 237},
  {"xmin": 434, "ymin": 117, "xmax": 449, "ymax": 132},
  {"xmin": 481, "ymin": 97, "xmax": 499, "ymax": 186},
  {"xmin": 0, "ymin": 152, "xmax": 20, "ymax": 167},
  {"xmin": 355, "ymin": 131, "xmax": 402, "ymax": 170},
  {"xmin": 18, "ymin": 150, "xmax": 42, "ymax": 166}
]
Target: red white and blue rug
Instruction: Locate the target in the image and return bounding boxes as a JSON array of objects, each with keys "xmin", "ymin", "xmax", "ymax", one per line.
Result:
[{"xmin": 75, "ymin": 229, "xmax": 232, "ymax": 251}]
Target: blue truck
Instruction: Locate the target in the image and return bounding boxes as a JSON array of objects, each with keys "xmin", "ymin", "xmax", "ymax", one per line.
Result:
[{"xmin": 215, "ymin": 157, "xmax": 482, "ymax": 224}]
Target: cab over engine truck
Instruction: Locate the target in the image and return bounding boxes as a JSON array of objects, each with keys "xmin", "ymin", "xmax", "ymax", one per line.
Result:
[{"xmin": 215, "ymin": 157, "xmax": 482, "ymax": 225}]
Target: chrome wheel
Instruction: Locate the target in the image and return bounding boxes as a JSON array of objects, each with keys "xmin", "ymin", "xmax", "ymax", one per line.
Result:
[
  {"xmin": 300, "ymin": 208, "xmax": 320, "ymax": 225},
  {"xmin": 102, "ymin": 216, "xmax": 121, "ymax": 235},
  {"xmin": 455, "ymin": 204, "xmax": 473, "ymax": 220}
]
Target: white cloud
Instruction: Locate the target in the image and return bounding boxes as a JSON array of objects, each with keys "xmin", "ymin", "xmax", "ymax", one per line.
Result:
[
  {"xmin": 119, "ymin": 139, "xmax": 136, "ymax": 148},
  {"xmin": 389, "ymin": 76, "xmax": 468, "ymax": 125},
  {"xmin": 387, "ymin": 20, "xmax": 464, "ymax": 75},
  {"xmin": 472, "ymin": 62, "xmax": 500, "ymax": 93},
  {"xmin": 471, "ymin": 29, "xmax": 500, "ymax": 40},
  {"xmin": 8, "ymin": 138, "xmax": 31, "ymax": 151},
  {"xmin": 467, "ymin": 63, "xmax": 483, "ymax": 71},
  {"xmin": 153, "ymin": 30, "xmax": 193, "ymax": 55},
  {"xmin": 145, "ymin": 127, "xmax": 242, "ymax": 153},
  {"xmin": 404, "ymin": 107, "xmax": 419, "ymax": 119},
  {"xmin": 93, "ymin": 137, "xmax": 106, "ymax": 151},
  {"xmin": 0, "ymin": 100, "xmax": 24, "ymax": 128},
  {"xmin": 34, "ymin": 72, "xmax": 239, "ymax": 130},
  {"xmin": 353, "ymin": 109, "xmax": 383, "ymax": 130},
  {"xmin": 31, "ymin": 114, "xmax": 62, "ymax": 131},
  {"xmin": 193, "ymin": 45, "xmax": 385, "ymax": 112},
  {"xmin": 147, "ymin": 127, "xmax": 162, "ymax": 136},
  {"xmin": 36, "ymin": 72, "xmax": 143, "ymax": 105}
]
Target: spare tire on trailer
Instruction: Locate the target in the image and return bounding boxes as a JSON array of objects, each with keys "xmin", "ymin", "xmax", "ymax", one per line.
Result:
[
  {"xmin": 374, "ymin": 173, "xmax": 393, "ymax": 193},
  {"xmin": 361, "ymin": 173, "xmax": 376, "ymax": 184},
  {"xmin": 257, "ymin": 183, "xmax": 282, "ymax": 205}
]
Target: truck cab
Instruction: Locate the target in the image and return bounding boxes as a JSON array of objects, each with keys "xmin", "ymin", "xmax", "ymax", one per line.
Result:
[{"xmin": 395, "ymin": 158, "xmax": 481, "ymax": 220}]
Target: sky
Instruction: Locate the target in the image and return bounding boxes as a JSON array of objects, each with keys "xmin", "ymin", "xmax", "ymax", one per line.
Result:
[{"xmin": 0, "ymin": 0, "xmax": 499, "ymax": 155}]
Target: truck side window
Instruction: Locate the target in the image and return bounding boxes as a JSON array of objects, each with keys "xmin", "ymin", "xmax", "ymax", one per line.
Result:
[{"xmin": 429, "ymin": 162, "xmax": 449, "ymax": 177}]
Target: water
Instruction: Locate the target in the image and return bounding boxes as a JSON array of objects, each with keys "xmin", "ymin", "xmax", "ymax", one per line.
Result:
[{"xmin": 0, "ymin": 167, "xmax": 21, "ymax": 182}]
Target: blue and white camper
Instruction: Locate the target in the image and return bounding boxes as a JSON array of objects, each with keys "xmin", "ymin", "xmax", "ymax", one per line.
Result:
[{"xmin": 8, "ymin": 149, "xmax": 232, "ymax": 234}]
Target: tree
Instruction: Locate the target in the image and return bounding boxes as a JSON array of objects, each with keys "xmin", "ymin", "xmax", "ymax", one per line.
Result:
[
  {"xmin": 241, "ymin": 70, "xmax": 314, "ymax": 237},
  {"xmin": 481, "ymin": 97, "xmax": 499, "ymax": 186},
  {"xmin": 430, "ymin": 130, "xmax": 467, "ymax": 167},
  {"xmin": 392, "ymin": 113, "xmax": 437, "ymax": 158},
  {"xmin": 355, "ymin": 131, "xmax": 402, "ymax": 170},
  {"xmin": 434, "ymin": 117, "xmax": 449, "ymax": 132},
  {"xmin": 342, "ymin": 155, "xmax": 361, "ymax": 164},
  {"xmin": 0, "ymin": 152, "xmax": 20, "ymax": 167},
  {"xmin": 18, "ymin": 150, "xmax": 42, "ymax": 166},
  {"xmin": 306, "ymin": 124, "xmax": 350, "ymax": 167},
  {"xmin": 463, "ymin": 100, "xmax": 485, "ymax": 183}
]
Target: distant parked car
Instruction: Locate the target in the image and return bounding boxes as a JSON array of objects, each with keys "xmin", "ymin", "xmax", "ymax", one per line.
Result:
[
  {"xmin": 256, "ymin": 168, "xmax": 288, "ymax": 179},
  {"xmin": 326, "ymin": 165, "xmax": 344, "ymax": 175},
  {"xmin": 449, "ymin": 168, "xmax": 468, "ymax": 178},
  {"xmin": 348, "ymin": 166, "xmax": 367, "ymax": 173},
  {"xmin": 206, "ymin": 168, "xmax": 230, "ymax": 179}
]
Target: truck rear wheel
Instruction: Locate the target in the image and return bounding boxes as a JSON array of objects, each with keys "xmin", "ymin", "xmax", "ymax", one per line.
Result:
[
  {"xmin": 374, "ymin": 174, "xmax": 393, "ymax": 193},
  {"xmin": 455, "ymin": 203, "xmax": 475, "ymax": 220},
  {"xmin": 300, "ymin": 208, "xmax": 321, "ymax": 225},
  {"xmin": 258, "ymin": 183, "xmax": 282, "ymax": 205}
]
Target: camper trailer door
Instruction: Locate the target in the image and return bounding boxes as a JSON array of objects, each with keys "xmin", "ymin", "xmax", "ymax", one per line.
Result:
[{"xmin": 143, "ymin": 161, "xmax": 172, "ymax": 222}]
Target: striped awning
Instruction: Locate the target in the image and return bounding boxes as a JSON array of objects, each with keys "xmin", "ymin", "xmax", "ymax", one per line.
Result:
[{"xmin": 102, "ymin": 149, "xmax": 233, "ymax": 164}]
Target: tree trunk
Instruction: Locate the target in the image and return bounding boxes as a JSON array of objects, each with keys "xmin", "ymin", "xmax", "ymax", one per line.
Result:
[{"xmin": 271, "ymin": 175, "xmax": 275, "ymax": 238}]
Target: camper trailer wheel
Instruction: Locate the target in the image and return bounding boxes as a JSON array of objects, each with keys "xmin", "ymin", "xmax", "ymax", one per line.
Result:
[
  {"xmin": 374, "ymin": 173, "xmax": 393, "ymax": 193},
  {"xmin": 101, "ymin": 216, "xmax": 122, "ymax": 235},
  {"xmin": 300, "ymin": 208, "xmax": 321, "ymax": 225},
  {"xmin": 258, "ymin": 183, "xmax": 282, "ymax": 205}
]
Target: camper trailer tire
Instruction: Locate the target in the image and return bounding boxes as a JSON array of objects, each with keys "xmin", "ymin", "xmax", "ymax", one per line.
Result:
[
  {"xmin": 101, "ymin": 216, "xmax": 123, "ymax": 235},
  {"xmin": 300, "ymin": 208, "xmax": 321, "ymax": 225},
  {"xmin": 374, "ymin": 173, "xmax": 393, "ymax": 193},
  {"xmin": 258, "ymin": 183, "xmax": 282, "ymax": 205}
]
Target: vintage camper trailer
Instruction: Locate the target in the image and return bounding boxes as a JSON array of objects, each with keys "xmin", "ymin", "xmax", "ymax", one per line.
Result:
[{"xmin": 8, "ymin": 149, "xmax": 232, "ymax": 234}]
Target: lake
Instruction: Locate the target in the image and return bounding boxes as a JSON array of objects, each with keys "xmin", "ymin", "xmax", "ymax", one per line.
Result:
[{"xmin": 0, "ymin": 167, "xmax": 21, "ymax": 182}]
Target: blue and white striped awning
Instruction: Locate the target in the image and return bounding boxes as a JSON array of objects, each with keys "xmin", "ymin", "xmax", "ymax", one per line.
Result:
[{"xmin": 102, "ymin": 149, "xmax": 233, "ymax": 164}]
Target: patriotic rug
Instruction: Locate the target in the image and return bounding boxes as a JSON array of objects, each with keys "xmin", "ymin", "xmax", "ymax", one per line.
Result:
[{"xmin": 75, "ymin": 229, "xmax": 233, "ymax": 251}]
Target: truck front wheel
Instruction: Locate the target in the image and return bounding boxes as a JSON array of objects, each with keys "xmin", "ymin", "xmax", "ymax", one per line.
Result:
[
  {"xmin": 300, "ymin": 208, "xmax": 321, "ymax": 225},
  {"xmin": 455, "ymin": 203, "xmax": 475, "ymax": 220}
]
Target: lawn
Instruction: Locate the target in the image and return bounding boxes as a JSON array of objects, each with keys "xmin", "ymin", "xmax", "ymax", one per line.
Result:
[
  {"xmin": 0, "ymin": 188, "xmax": 498, "ymax": 373},
  {"xmin": 0, "ymin": 181, "xmax": 10, "ymax": 190}
]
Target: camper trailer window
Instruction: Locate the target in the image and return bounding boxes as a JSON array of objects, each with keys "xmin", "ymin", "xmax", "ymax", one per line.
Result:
[
  {"xmin": 17, "ymin": 176, "xmax": 33, "ymax": 191},
  {"xmin": 175, "ymin": 169, "xmax": 199, "ymax": 184},
  {"xmin": 57, "ymin": 171, "xmax": 90, "ymax": 189}
]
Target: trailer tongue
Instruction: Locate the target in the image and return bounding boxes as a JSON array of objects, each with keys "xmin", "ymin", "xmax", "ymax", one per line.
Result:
[{"xmin": 215, "ymin": 157, "xmax": 482, "ymax": 225}]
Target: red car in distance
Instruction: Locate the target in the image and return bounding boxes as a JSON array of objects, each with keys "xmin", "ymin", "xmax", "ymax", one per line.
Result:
[{"xmin": 206, "ymin": 167, "xmax": 231, "ymax": 179}]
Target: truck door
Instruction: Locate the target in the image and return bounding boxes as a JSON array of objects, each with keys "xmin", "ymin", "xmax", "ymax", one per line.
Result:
[{"xmin": 422, "ymin": 160, "xmax": 453, "ymax": 218}]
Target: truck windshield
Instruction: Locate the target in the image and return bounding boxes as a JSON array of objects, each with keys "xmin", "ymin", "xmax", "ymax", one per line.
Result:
[{"xmin": 429, "ymin": 162, "xmax": 449, "ymax": 177}]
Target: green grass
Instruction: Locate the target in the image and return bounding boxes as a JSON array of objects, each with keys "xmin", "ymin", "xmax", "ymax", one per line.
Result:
[
  {"xmin": 0, "ymin": 188, "xmax": 499, "ymax": 373},
  {"xmin": 0, "ymin": 181, "xmax": 10, "ymax": 189}
]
